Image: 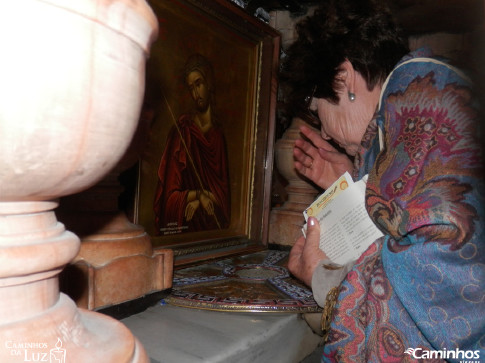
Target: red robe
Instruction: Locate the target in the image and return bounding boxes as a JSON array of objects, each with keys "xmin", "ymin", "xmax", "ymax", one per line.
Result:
[{"xmin": 153, "ymin": 114, "xmax": 230, "ymax": 235}]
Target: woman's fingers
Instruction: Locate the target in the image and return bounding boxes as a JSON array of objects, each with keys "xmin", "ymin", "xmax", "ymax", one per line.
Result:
[
  {"xmin": 317, "ymin": 147, "xmax": 349, "ymax": 164},
  {"xmin": 293, "ymin": 142, "xmax": 316, "ymax": 167},
  {"xmin": 293, "ymin": 124, "xmax": 353, "ymax": 189},
  {"xmin": 288, "ymin": 218, "xmax": 326, "ymax": 286},
  {"xmin": 300, "ymin": 125, "xmax": 337, "ymax": 151},
  {"xmin": 288, "ymin": 236, "xmax": 305, "ymax": 275}
]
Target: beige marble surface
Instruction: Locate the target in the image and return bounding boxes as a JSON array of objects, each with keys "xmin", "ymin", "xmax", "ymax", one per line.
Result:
[{"xmin": 123, "ymin": 303, "xmax": 322, "ymax": 363}]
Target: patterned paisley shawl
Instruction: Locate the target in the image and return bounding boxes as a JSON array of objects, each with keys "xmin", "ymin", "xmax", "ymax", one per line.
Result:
[{"xmin": 323, "ymin": 49, "xmax": 485, "ymax": 362}]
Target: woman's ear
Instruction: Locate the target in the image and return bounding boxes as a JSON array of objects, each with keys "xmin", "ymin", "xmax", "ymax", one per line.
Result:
[{"xmin": 336, "ymin": 59, "xmax": 356, "ymax": 94}]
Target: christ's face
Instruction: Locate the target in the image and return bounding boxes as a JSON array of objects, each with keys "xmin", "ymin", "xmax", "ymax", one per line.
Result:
[{"xmin": 187, "ymin": 70, "xmax": 210, "ymax": 112}]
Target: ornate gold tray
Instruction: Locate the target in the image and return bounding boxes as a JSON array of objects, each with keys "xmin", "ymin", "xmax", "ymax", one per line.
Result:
[{"xmin": 165, "ymin": 250, "xmax": 322, "ymax": 313}]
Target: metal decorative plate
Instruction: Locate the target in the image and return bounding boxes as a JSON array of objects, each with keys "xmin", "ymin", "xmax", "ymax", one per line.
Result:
[{"xmin": 164, "ymin": 250, "xmax": 322, "ymax": 313}]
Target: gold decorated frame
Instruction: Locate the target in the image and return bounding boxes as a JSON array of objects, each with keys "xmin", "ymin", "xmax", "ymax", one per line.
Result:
[{"xmin": 135, "ymin": 0, "xmax": 280, "ymax": 266}]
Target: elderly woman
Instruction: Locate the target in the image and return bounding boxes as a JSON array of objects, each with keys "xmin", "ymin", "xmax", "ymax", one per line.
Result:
[{"xmin": 280, "ymin": 0, "xmax": 484, "ymax": 361}]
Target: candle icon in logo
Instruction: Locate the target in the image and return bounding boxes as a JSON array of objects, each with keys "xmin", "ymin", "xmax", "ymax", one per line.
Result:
[{"xmin": 50, "ymin": 338, "xmax": 66, "ymax": 363}]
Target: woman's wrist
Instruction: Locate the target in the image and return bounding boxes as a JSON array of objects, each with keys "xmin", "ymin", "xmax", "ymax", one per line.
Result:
[{"xmin": 311, "ymin": 259, "xmax": 352, "ymax": 307}]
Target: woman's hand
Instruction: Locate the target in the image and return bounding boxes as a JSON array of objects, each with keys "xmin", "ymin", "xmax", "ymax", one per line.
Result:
[
  {"xmin": 294, "ymin": 125, "xmax": 353, "ymax": 189},
  {"xmin": 288, "ymin": 217, "xmax": 328, "ymax": 287}
]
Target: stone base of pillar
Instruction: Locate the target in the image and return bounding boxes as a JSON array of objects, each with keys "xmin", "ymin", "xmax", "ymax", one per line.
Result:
[
  {"xmin": 268, "ymin": 209, "xmax": 306, "ymax": 247},
  {"xmin": 0, "ymin": 294, "xmax": 149, "ymax": 362},
  {"xmin": 60, "ymin": 213, "xmax": 173, "ymax": 311},
  {"xmin": 0, "ymin": 202, "xmax": 149, "ymax": 363}
]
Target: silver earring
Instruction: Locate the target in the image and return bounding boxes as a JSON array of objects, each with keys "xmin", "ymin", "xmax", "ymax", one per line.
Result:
[{"xmin": 348, "ymin": 92, "xmax": 356, "ymax": 102}]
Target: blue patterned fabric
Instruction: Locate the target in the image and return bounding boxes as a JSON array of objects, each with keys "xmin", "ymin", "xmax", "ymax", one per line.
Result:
[{"xmin": 323, "ymin": 49, "xmax": 484, "ymax": 362}]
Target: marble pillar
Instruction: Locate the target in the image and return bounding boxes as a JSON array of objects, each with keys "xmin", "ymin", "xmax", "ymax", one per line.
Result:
[
  {"xmin": 0, "ymin": 0, "xmax": 158, "ymax": 361},
  {"xmin": 58, "ymin": 111, "xmax": 173, "ymax": 311},
  {"xmin": 268, "ymin": 118, "xmax": 321, "ymax": 247}
]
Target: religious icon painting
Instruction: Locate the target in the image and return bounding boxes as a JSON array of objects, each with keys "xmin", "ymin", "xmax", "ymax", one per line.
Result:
[{"xmin": 134, "ymin": 0, "xmax": 280, "ymax": 265}]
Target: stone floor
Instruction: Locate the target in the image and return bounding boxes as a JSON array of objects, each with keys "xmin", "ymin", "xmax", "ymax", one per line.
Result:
[{"xmin": 121, "ymin": 301, "xmax": 324, "ymax": 363}]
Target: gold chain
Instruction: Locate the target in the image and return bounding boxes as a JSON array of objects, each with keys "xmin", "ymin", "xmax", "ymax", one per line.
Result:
[{"xmin": 321, "ymin": 286, "xmax": 340, "ymax": 343}]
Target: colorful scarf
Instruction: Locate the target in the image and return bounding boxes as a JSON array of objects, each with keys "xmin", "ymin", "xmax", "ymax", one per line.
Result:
[{"xmin": 323, "ymin": 49, "xmax": 485, "ymax": 362}]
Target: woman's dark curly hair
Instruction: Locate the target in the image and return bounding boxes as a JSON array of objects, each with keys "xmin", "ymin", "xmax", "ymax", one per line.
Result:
[{"xmin": 280, "ymin": 0, "xmax": 409, "ymax": 117}]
